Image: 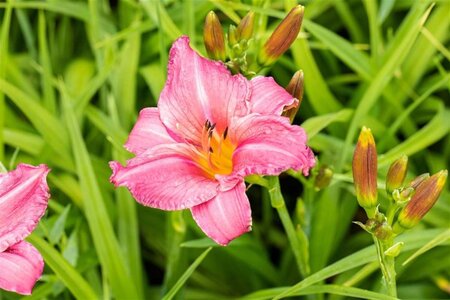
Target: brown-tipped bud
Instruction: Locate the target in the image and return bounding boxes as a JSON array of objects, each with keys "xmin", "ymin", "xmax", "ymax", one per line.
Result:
[
  {"xmin": 236, "ymin": 11, "xmax": 255, "ymax": 41},
  {"xmin": 386, "ymin": 155, "xmax": 408, "ymax": 195},
  {"xmin": 409, "ymin": 173, "xmax": 430, "ymax": 189},
  {"xmin": 282, "ymin": 70, "xmax": 304, "ymax": 122},
  {"xmin": 396, "ymin": 170, "xmax": 447, "ymax": 230},
  {"xmin": 314, "ymin": 166, "xmax": 333, "ymax": 190},
  {"xmin": 352, "ymin": 127, "xmax": 378, "ymax": 215},
  {"xmin": 204, "ymin": 11, "xmax": 226, "ymax": 61},
  {"xmin": 259, "ymin": 5, "xmax": 304, "ymax": 66}
]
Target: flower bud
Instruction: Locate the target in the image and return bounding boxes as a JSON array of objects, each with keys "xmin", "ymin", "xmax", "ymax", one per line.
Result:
[
  {"xmin": 386, "ymin": 155, "xmax": 408, "ymax": 195},
  {"xmin": 258, "ymin": 5, "xmax": 304, "ymax": 66},
  {"xmin": 236, "ymin": 11, "xmax": 255, "ymax": 41},
  {"xmin": 314, "ymin": 165, "xmax": 333, "ymax": 190},
  {"xmin": 409, "ymin": 173, "xmax": 430, "ymax": 189},
  {"xmin": 352, "ymin": 127, "xmax": 378, "ymax": 216},
  {"xmin": 228, "ymin": 24, "xmax": 238, "ymax": 46},
  {"xmin": 282, "ymin": 70, "xmax": 304, "ymax": 122},
  {"xmin": 396, "ymin": 170, "xmax": 447, "ymax": 230},
  {"xmin": 203, "ymin": 11, "xmax": 226, "ymax": 61}
]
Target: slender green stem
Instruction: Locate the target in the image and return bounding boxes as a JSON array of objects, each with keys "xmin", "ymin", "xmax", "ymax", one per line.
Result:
[
  {"xmin": 373, "ymin": 237, "xmax": 397, "ymax": 297},
  {"xmin": 267, "ymin": 176, "xmax": 310, "ymax": 277}
]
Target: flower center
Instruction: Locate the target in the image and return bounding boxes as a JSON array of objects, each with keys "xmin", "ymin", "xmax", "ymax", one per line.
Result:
[{"xmin": 194, "ymin": 120, "xmax": 235, "ymax": 178}]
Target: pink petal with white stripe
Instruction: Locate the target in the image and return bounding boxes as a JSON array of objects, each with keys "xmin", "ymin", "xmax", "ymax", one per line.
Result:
[
  {"xmin": 191, "ymin": 181, "xmax": 251, "ymax": 246},
  {"xmin": 110, "ymin": 144, "xmax": 218, "ymax": 210},
  {"xmin": 0, "ymin": 241, "xmax": 44, "ymax": 295},
  {"xmin": 124, "ymin": 107, "xmax": 176, "ymax": 155},
  {"xmin": 0, "ymin": 164, "xmax": 50, "ymax": 252},
  {"xmin": 230, "ymin": 114, "xmax": 315, "ymax": 177},
  {"xmin": 250, "ymin": 76, "xmax": 298, "ymax": 115},
  {"xmin": 158, "ymin": 36, "xmax": 250, "ymax": 145}
]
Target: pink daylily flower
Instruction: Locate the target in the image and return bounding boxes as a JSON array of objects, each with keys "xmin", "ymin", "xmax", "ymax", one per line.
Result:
[
  {"xmin": 0, "ymin": 164, "xmax": 50, "ymax": 295},
  {"xmin": 110, "ymin": 36, "xmax": 315, "ymax": 245}
]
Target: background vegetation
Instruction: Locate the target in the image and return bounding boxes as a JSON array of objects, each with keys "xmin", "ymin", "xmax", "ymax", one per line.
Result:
[{"xmin": 0, "ymin": 0, "xmax": 449, "ymax": 299}]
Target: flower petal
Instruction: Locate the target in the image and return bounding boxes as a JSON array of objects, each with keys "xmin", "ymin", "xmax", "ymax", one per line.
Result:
[
  {"xmin": 0, "ymin": 241, "xmax": 44, "ymax": 295},
  {"xmin": 124, "ymin": 107, "xmax": 176, "ymax": 155},
  {"xmin": 0, "ymin": 164, "xmax": 50, "ymax": 252},
  {"xmin": 110, "ymin": 144, "xmax": 218, "ymax": 210},
  {"xmin": 191, "ymin": 181, "xmax": 251, "ymax": 246},
  {"xmin": 230, "ymin": 114, "xmax": 315, "ymax": 177},
  {"xmin": 158, "ymin": 36, "xmax": 250, "ymax": 144},
  {"xmin": 250, "ymin": 76, "xmax": 297, "ymax": 115}
]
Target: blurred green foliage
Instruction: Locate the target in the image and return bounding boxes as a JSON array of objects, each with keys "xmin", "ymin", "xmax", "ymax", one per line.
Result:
[{"xmin": 0, "ymin": 0, "xmax": 448, "ymax": 299}]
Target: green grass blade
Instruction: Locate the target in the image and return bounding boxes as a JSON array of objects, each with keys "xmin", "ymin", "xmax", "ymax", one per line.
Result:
[
  {"xmin": 379, "ymin": 108, "xmax": 450, "ymax": 168},
  {"xmin": 0, "ymin": 0, "xmax": 13, "ymax": 162},
  {"xmin": 38, "ymin": 10, "xmax": 56, "ymax": 114},
  {"xmin": 27, "ymin": 234, "xmax": 98, "ymax": 300},
  {"xmin": 303, "ymin": 20, "xmax": 372, "ymax": 80},
  {"xmin": 0, "ymin": 79, "xmax": 70, "ymax": 155},
  {"xmin": 243, "ymin": 284, "xmax": 396, "ymax": 300},
  {"xmin": 292, "ymin": 38, "xmax": 342, "ymax": 114},
  {"xmin": 273, "ymin": 228, "xmax": 444, "ymax": 299},
  {"xmin": 62, "ymin": 87, "xmax": 141, "ymax": 300},
  {"xmin": 403, "ymin": 229, "xmax": 450, "ymax": 266},
  {"xmin": 339, "ymin": 2, "xmax": 433, "ymax": 171},
  {"xmin": 162, "ymin": 247, "xmax": 213, "ymax": 300},
  {"xmin": 107, "ymin": 94, "xmax": 144, "ymax": 299},
  {"xmin": 302, "ymin": 109, "xmax": 353, "ymax": 139}
]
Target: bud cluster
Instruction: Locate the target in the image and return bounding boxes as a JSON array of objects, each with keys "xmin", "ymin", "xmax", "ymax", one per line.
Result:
[
  {"xmin": 203, "ymin": 5, "xmax": 305, "ymax": 76},
  {"xmin": 352, "ymin": 127, "xmax": 447, "ymax": 240}
]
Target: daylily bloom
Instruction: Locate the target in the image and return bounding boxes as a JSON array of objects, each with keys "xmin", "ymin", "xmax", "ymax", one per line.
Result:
[
  {"xmin": 110, "ymin": 36, "xmax": 315, "ymax": 245},
  {"xmin": 0, "ymin": 164, "xmax": 50, "ymax": 295}
]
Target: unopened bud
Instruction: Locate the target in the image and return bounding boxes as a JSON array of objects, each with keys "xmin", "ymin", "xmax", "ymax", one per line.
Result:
[
  {"xmin": 282, "ymin": 70, "xmax": 304, "ymax": 122},
  {"xmin": 236, "ymin": 11, "xmax": 255, "ymax": 41},
  {"xmin": 386, "ymin": 155, "xmax": 408, "ymax": 195},
  {"xmin": 314, "ymin": 165, "xmax": 333, "ymax": 190},
  {"xmin": 228, "ymin": 24, "xmax": 238, "ymax": 46},
  {"xmin": 352, "ymin": 127, "xmax": 378, "ymax": 216},
  {"xmin": 393, "ymin": 187, "xmax": 414, "ymax": 204},
  {"xmin": 259, "ymin": 5, "xmax": 304, "ymax": 66},
  {"xmin": 204, "ymin": 11, "xmax": 226, "ymax": 61},
  {"xmin": 409, "ymin": 173, "xmax": 430, "ymax": 189},
  {"xmin": 396, "ymin": 170, "xmax": 447, "ymax": 230}
]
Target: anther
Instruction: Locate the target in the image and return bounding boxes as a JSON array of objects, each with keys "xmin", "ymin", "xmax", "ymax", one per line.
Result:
[
  {"xmin": 209, "ymin": 147, "xmax": 214, "ymax": 153},
  {"xmin": 223, "ymin": 127, "xmax": 228, "ymax": 139}
]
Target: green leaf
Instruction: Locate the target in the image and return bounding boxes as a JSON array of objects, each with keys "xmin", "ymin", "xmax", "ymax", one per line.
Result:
[
  {"xmin": 0, "ymin": 79, "xmax": 70, "ymax": 156},
  {"xmin": 379, "ymin": 108, "xmax": 450, "ymax": 168},
  {"xmin": 62, "ymin": 86, "xmax": 141, "ymax": 300},
  {"xmin": 302, "ymin": 109, "xmax": 353, "ymax": 139},
  {"xmin": 27, "ymin": 234, "xmax": 98, "ymax": 300},
  {"xmin": 403, "ymin": 228, "xmax": 450, "ymax": 266},
  {"xmin": 255, "ymin": 228, "xmax": 444, "ymax": 299},
  {"xmin": 49, "ymin": 205, "xmax": 71, "ymax": 245},
  {"xmin": 339, "ymin": 2, "xmax": 433, "ymax": 170},
  {"xmin": 162, "ymin": 247, "xmax": 213, "ymax": 300}
]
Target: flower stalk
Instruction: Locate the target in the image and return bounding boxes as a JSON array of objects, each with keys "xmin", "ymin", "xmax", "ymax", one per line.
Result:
[
  {"xmin": 352, "ymin": 127, "xmax": 447, "ymax": 298},
  {"xmin": 267, "ymin": 176, "xmax": 310, "ymax": 277}
]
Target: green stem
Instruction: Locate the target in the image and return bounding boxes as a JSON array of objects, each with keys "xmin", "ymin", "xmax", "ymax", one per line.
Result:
[
  {"xmin": 267, "ymin": 176, "xmax": 310, "ymax": 277},
  {"xmin": 373, "ymin": 236, "xmax": 397, "ymax": 297}
]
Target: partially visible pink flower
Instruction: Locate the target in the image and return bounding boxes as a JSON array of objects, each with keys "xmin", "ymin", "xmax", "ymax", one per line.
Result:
[
  {"xmin": 110, "ymin": 36, "xmax": 315, "ymax": 245},
  {"xmin": 0, "ymin": 164, "xmax": 50, "ymax": 295}
]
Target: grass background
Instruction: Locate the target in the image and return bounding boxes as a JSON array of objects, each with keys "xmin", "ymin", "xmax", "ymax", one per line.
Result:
[{"xmin": 0, "ymin": 0, "xmax": 449, "ymax": 299}]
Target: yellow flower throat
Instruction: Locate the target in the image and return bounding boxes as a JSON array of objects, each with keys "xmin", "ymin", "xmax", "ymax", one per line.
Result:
[{"xmin": 194, "ymin": 120, "xmax": 236, "ymax": 178}]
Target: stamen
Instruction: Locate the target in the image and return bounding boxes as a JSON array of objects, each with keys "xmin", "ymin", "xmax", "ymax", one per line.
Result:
[
  {"xmin": 209, "ymin": 147, "xmax": 214, "ymax": 153},
  {"xmin": 223, "ymin": 127, "xmax": 228, "ymax": 139},
  {"xmin": 210, "ymin": 123, "xmax": 216, "ymax": 131}
]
